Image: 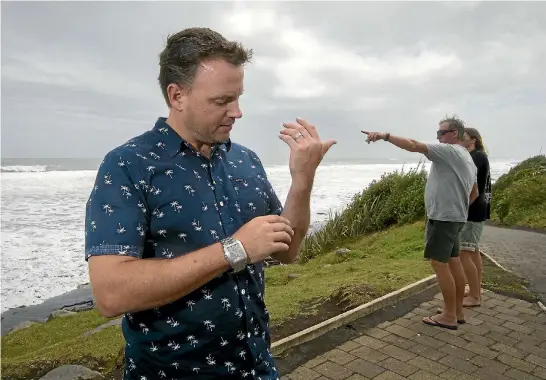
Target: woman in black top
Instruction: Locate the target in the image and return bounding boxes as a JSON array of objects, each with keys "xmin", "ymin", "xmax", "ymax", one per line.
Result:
[{"xmin": 459, "ymin": 127, "xmax": 491, "ymax": 307}]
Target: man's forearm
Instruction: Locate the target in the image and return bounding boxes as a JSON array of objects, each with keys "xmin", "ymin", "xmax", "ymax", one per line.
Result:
[
  {"xmin": 386, "ymin": 135, "xmax": 427, "ymax": 153},
  {"xmin": 272, "ymin": 178, "xmax": 313, "ymax": 264},
  {"xmin": 89, "ymin": 243, "xmax": 229, "ymax": 317}
]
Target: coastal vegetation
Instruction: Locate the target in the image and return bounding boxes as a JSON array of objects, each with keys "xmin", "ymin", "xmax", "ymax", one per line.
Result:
[{"xmin": 490, "ymin": 154, "xmax": 546, "ymax": 230}]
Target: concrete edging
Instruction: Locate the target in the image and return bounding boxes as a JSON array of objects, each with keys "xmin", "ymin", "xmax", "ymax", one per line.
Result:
[{"xmin": 271, "ymin": 274, "xmax": 438, "ymax": 355}]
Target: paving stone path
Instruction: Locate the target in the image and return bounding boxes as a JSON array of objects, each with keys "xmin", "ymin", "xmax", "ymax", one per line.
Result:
[
  {"xmin": 480, "ymin": 225, "xmax": 546, "ymax": 302},
  {"xmin": 282, "ymin": 290, "xmax": 546, "ymax": 380}
]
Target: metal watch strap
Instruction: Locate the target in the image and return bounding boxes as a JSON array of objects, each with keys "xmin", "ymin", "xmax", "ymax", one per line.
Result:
[{"xmin": 221, "ymin": 237, "xmax": 248, "ymax": 273}]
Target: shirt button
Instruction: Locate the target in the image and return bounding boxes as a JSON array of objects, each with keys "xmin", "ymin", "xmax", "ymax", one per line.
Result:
[
  {"xmin": 219, "ymin": 201, "xmax": 224, "ymax": 206},
  {"xmin": 248, "ymin": 332, "xmax": 251, "ymax": 338},
  {"xmin": 241, "ymin": 289, "xmax": 246, "ymax": 295}
]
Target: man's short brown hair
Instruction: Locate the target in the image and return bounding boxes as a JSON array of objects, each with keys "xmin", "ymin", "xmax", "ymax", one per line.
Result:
[{"xmin": 158, "ymin": 27, "xmax": 253, "ymax": 107}]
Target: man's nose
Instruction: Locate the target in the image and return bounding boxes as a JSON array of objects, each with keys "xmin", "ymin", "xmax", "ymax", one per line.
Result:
[{"xmin": 228, "ymin": 101, "xmax": 242, "ymax": 119}]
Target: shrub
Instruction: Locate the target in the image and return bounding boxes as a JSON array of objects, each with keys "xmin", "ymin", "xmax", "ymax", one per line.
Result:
[
  {"xmin": 299, "ymin": 161, "xmax": 428, "ymax": 262},
  {"xmin": 491, "ymin": 154, "xmax": 546, "ymax": 229}
]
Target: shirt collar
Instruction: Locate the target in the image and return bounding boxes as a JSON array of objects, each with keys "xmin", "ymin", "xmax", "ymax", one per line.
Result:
[{"xmin": 152, "ymin": 117, "xmax": 232, "ymax": 157}]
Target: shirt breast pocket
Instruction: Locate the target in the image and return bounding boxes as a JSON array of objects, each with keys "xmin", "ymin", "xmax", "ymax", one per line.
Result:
[{"xmin": 230, "ymin": 176, "xmax": 269, "ymax": 221}]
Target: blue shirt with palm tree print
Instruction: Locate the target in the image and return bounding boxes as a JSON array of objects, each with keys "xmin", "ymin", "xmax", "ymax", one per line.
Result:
[{"xmin": 85, "ymin": 117, "xmax": 283, "ymax": 380}]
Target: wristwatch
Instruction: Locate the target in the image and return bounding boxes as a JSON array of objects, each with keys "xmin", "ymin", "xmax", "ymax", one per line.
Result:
[
  {"xmin": 384, "ymin": 133, "xmax": 390, "ymax": 142},
  {"xmin": 221, "ymin": 237, "xmax": 249, "ymax": 273}
]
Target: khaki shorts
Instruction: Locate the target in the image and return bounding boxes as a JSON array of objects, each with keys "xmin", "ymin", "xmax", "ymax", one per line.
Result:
[{"xmin": 460, "ymin": 221, "xmax": 485, "ymax": 252}]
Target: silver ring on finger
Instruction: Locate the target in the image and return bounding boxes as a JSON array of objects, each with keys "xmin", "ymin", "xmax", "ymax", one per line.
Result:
[{"xmin": 293, "ymin": 132, "xmax": 304, "ymax": 141}]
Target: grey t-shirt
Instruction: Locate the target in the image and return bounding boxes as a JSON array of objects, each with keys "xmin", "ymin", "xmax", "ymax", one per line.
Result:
[{"xmin": 424, "ymin": 143, "xmax": 477, "ymax": 222}]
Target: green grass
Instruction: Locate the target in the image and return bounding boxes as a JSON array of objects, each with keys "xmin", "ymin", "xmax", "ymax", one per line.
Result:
[
  {"xmin": 300, "ymin": 162, "xmax": 428, "ymax": 261},
  {"xmin": 1, "ymin": 222, "xmax": 432, "ymax": 380},
  {"xmin": 265, "ymin": 222, "xmax": 432, "ymax": 323},
  {"xmin": 491, "ymin": 154, "xmax": 546, "ymax": 230}
]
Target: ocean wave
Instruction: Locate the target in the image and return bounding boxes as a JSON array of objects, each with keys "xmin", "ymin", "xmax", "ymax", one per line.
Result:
[{"xmin": 1, "ymin": 165, "xmax": 53, "ymax": 173}]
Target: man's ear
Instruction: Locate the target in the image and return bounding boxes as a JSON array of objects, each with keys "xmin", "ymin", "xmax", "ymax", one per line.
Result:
[{"xmin": 167, "ymin": 83, "xmax": 187, "ymax": 111}]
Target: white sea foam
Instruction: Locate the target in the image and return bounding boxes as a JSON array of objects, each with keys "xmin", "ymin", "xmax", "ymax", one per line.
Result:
[{"xmin": 0, "ymin": 160, "xmax": 516, "ymax": 312}]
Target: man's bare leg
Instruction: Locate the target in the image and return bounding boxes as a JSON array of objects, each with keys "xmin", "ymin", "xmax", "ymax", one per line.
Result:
[
  {"xmin": 449, "ymin": 257, "xmax": 467, "ymax": 321},
  {"xmin": 460, "ymin": 250, "xmax": 481, "ymax": 306},
  {"xmin": 424, "ymin": 259, "xmax": 458, "ymax": 327}
]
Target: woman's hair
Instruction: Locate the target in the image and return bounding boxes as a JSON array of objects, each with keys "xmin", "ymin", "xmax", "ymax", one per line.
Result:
[{"xmin": 465, "ymin": 127, "xmax": 487, "ymax": 155}]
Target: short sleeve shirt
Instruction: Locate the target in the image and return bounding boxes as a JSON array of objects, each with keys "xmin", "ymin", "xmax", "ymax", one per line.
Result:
[
  {"xmin": 85, "ymin": 118, "xmax": 283, "ymax": 380},
  {"xmin": 424, "ymin": 143, "xmax": 477, "ymax": 222}
]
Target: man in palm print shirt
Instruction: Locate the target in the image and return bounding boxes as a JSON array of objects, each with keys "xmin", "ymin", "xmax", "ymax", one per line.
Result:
[{"xmin": 84, "ymin": 27, "xmax": 336, "ymax": 379}]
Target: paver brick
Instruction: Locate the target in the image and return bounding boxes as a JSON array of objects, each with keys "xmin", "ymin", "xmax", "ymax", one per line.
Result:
[
  {"xmin": 364, "ymin": 328, "xmax": 391, "ymax": 340},
  {"xmin": 526, "ymin": 353, "xmax": 546, "ymax": 369},
  {"xmin": 378, "ymin": 344, "xmax": 417, "ymax": 362},
  {"xmin": 304, "ymin": 355, "xmax": 328, "ymax": 369},
  {"xmin": 495, "ymin": 306, "xmax": 522, "ymax": 317},
  {"xmin": 392, "ymin": 318, "xmax": 414, "ymax": 328},
  {"xmin": 385, "ymin": 324, "xmax": 418, "ymax": 339},
  {"xmin": 380, "ymin": 334, "xmax": 418, "ymax": 350},
  {"xmin": 435, "ymin": 331, "xmax": 468, "ymax": 348},
  {"xmin": 497, "ymin": 353, "xmax": 537, "ymax": 373},
  {"xmin": 439, "ymin": 354, "xmax": 479, "ymax": 374},
  {"xmin": 408, "ymin": 370, "xmax": 438, "ymax": 380},
  {"xmin": 439, "ymin": 368, "xmax": 479, "ymax": 380},
  {"xmin": 354, "ymin": 335, "xmax": 388, "ymax": 349},
  {"xmin": 472, "ymin": 368, "xmax": 511, "ymax": 380},
  {"xmin": 407, "ymin": 346, "xmax": 446, "ymax": 362},
  {"xmin": 510, "ymin": 331, "xmax": 546, "ymax": 346},
  {"xmin": 378, "ymin": 357, "xmax": 419, "ymax": 377},
  {"xmin": 461, "ymin": 332, "xmax": 495, "ymax": 347},
  {"xmin": 314, "ymin": 360, "xmax": 354, "ymax": 380},
  {"xmin": 516, "ymin": 342, "xmax": 546, "ymax": 357},
  {"xmin": 349, "ymin": 345, "xmax": 390, "ymax": 363},
  {"xmin": 501, "ymin": 314, "xmax": 529, "ymax": 325},
  {"xmin": 373, "ymin": 371, "xmax": 406, "ymax": 380},
  {"xmin": 344, "ymin": 358, "xmax": 385, "ymax": 378},
  {"xmin": 534, "ymin": 366, "xmax": 546, "ymax": 379},
  {"xmin": 492, "ymin": 342, "xmax": 527, "ymax": 359},
  {"xmin": 487, "ymin": 331, "xmax": 521, "ymax": 346},
  {"xmin": 287, "ymin": 366, "xmax": 322, "ymax": 380},
  {"xmin": 339, "ymin": 340, "xmax": 362, "ymax": 353},
  {"xmin": 464, "ymin": 341, "xmax": 500, "ymax": 360},
  {"xmin": 410, "ymin": 332, "xmax": 445, "ymax": 348},
  {"xmin": 513, "ymin": 306, "xmax": 541, "ymax": 316},
  {"xmin": 345, "ymin": 375, "xmax": 367, "ymax": 380},
  {"xmin": 507, "ymin": 298, "xmax": 535, "ymax": 307},
  {"xmin": 439, "ymin": 344, "xmax": 476, "ymax": 361},
  {"xmin": 505, "ymin": 368, "xmax": 542, "ymax": 380},
  {"xmin": 407, "ymin": 355, "xmax": 448, "ymax": 375},
  {"xmin": 324, "ymin": 348, "xmax": 358, "ymax": 365},
  {"xmin": 471, "ymin": 354, "xmax": 510, "ymax": 373},
  {"xmin": 407, "ymin": 322, "xmax": 443, "ymax": 337}
]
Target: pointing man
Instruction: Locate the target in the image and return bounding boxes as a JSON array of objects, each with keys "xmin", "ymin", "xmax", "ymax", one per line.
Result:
[{"xmin": 362, "ymin": 117, "xmax": 478, "ymax": 329}]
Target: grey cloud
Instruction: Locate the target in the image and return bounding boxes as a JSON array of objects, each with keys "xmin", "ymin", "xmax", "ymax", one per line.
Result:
[{"xmin": 2, "ymin": 1, "xmax": 545, "ymax": 162}]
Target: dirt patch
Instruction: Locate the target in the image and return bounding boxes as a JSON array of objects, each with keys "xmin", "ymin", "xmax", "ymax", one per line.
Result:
[
  {"xmin": 481, "ymin": 253, "xmax": 539, "ymax": 302},
  {"xmin": 270, "ymin": 284, "xmax": 387, "ymax": 341}
]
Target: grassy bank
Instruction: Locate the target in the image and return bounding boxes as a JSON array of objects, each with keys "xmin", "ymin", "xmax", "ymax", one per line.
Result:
[
  {"xmin": 300, "ymin": 162, "xmax": 427, "ymax": 261},
  {"xmin": 491, "ymin": 154, "xmax": 546, "ymax": 230}
]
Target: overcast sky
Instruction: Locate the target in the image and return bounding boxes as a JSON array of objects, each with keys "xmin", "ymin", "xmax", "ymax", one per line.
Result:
[{"xmin": 2, "ymin": 1, "xmax": 545, "ymax": 164}]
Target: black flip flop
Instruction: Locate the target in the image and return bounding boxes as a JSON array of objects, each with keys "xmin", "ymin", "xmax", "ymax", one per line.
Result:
[
  {"xmin": 436, "ymin": 309, "xmax": 466, "ymax": 324},
  {"xmin": 422, "ymin": 316, "xmax": 458, "ymax": 330}
]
